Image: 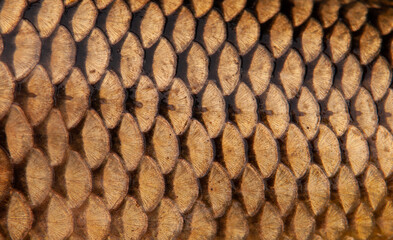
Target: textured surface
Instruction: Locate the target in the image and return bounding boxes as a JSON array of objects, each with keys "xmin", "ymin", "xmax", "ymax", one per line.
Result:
[{"xmin": 1, "ymin": 0, "xmax": 393, "ymax": 239}]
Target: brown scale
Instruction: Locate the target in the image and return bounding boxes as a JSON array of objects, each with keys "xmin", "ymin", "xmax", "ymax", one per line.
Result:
[
  {"xmin": 219, "ymin": 121, "xmax": 246, "ymax": 180},
  {"xmin": 74, "ymin": 109, "xmax": 110, "ymax": 170},
  {"xmin": 94, "ymin": 0, "xmax": 114, "ymax": 10},
  {"xmin": 217, "ymin": 42, "xmax": 240, "ymax": 96},
  {"xmin": 202, "ymin": 9, "xmax": 226, "ymax": 56},
  {"xmin": 324, "ymin": 87, "xmax": 350, "ymax": 137},
  {"xmin": 287, "ymin": 201, "xmax": 316, "ymax": 240},
  {"xmin": 73, "ymin": 194, "xmax": 111, "ymax": 240},
  {"xmin": 85, "ymin": 28, "xmax": 110, "ymax": 84},
  {"xmin": 22, "ymin": 148, "xmax": 53, "ymax": 208},
  {"xmin": 115, "ymin": 112, "xmax": 144, "ymax": 171},
  {"xmin": 343, "ymin": 1, "xmax": 368, "ymax": 32},
  {"xmin": 256, "ymin": 201, "xmax": 284, "ymax": 240},
  {"xmin": 57, "ymin": 67, "xmax": 90, "ymax": 129},
  {"xmin": 0, "ymin": 62, "xmax": 14, "ymax": 121},
  {"xmin": 305, "ymin": 164, "xmax": 330, "ymax": 216},
  {"xmin": 166, "ymin": 77, "xmax": 193, "ymax": 135},
  {"xmin": 260, "ymin": 83, "xmax": 290, "ymax": 139},
  {"xmin": 326, "ymin": 21, "xmax": 351, "ymax": 64},
  {"xmin": 5, "ymin": 190, "xmax": 34, "ymax": 240},
  {"xmin": 355, "ymin": 23, "xmax": 382, "ymax": 65},
  {"xmin": 252, "ymin": 123, "xmax": 279, "ymax": 179},
  {"xmin": 283, "ymin": 123, "xmax": 311, "ymax": 179},
  {"xmin": 272, "ymin": 163, "xmax": 298, "ymax": 217},
  {"xmin": 199, "ymin": 80, "xmax": 226, "ymax": 138},
  {"xmin": 255, "ymin": 0, "xmax": 280, "ymax": 24},
  {"xmin": 167, "ymin": 159, "xmax": 199, "ymax": 214},
  {"xmin": 97, "ymin": 70, "xmax": 125, "ymax": 129},
  {"xmin": 313, "ymin": 124, "xmax": 341, "ymax": 177},
  {"xmin": 318, "ymin": 202, "xmax": 348, "ymax": 240},
  {"xmin": 295, "ymin": 86, "xmax": 320, "ymax": 140},
  {"xmin": 3, "ymin": 19, "xmax": 42, "ymax": 81},
  {"xmin": 182, "ymin": 118, "xmax": 214, "ymax": 178},
  {"xmin": 377, "ymin": 8, "xmax": 393, "ymax": 35},
  {"xmin": 5, "ymin": 104, "xmax": 34, "ymax": 164},
  {"xmin": 102, "ymin": 0, "xmax": 131, "ymax": 45},
  {"xmin": 17, "ymin": 65, "xmax": 54, "ymax": 127},
  {"xmin": 132, "ymin": 75, "xmax": 159, "ymax": 132},
  {"xmin": 318, "ymin": 0, "xmax": 341, "ymax": 28},
  {"xmin": 179, "ymin": 200, "xmax": 217, "ymax": 240},
  {"xmin": 299, "ymin": 18, "xmax": 323, "ymax": 64},
  {"xmin": 110, "ymin": 196, "xmax": 148, "ymax": 239},
  {"xmin": 376, "ymin": 198, "xmax": 393, "ymax": 237},
  {"xmin": 362, "ymin": 164, "xmax": 387, "ymax": 212},
  {"xmin": 119, "ymin": 32, "xmax": 144, "ymax": 88},
  {"xmin": 160, "ymin": 0, "xmax": 183, "ymax": 17},
  {"xmin": 0, "ymin": 0, "xmax": 27, "ymax": 34},
  {"xmin": 247, "ymin": 44, "xmax": 274, "ymax": 96},
  {"xmin": 68, "ymin": 0, "xmax": 97, "ymax": 42},
  {"xmin": 372, "ymin": 125, "xmax": 393, "ymax": 178},
  {"xmin": 336, "ymin": 53, "xmax": 362, "ymax": 100},
  {"xmin": 203, "ymin": 161, "xmax": 232, "ymax": 219},
  {"xmin": 233, "ymin": 82, "xmax": 257, "ymax": 138},
  {"xmin": 220, "ymin": 0, "xmax": 246, "ymax": 22},
  {"xmin": 135, "ymin": 155, "xmax": 165, "ymax": 213},
  {"xmin": 352, "ymin": 87, "xmax": 378, "ymax": 138},
  {"xmin": 268, "ymin": 13, "xmax": 293, "ymax": 59},
  {"xmin": 43, "ymin": 25, "xmax": 76, "ymax": 85},
  {"xmin": 186, "ymin": 42, "xmax": 208, "ymax": 94},
  {"xmin": 363, "ymin": 56, "xmax": 391, "ymax": 102},
  {"xmin": 29, "ymin": 191, "xmax": 73, "ymax": 240},
  {"xmin": 381, "ymin": 88, "xmax": 393, "ymax": 133},
  {"xmin": 143, "ymin": 197, "xmax": 183, "ymax": 239},
  {"xmin": 191, "ymin": 0, "xmax": 212, "ymax": 18},
  {"xmin": 172, "ymin": 7, "xmax": 195, "ymax": 54},
  {"xmin": 239, "ymin": 163, "xmax": 265, "ymax": 217},
  {"xmin": 348, "ymin": 201, "xmax": 375, "ymax": 239},
  {"xmin": 235, "ymin": 10, "xmax": 260, "ymax": 56},
  {"xmin": 0, "ymin": 148, "xmax": 11, "ymax": 203},
  {"xmin": 148, "ymin": 115, "xmax": 179, "ymax": 174},
  {"xmin": 25, "ymin": 0, "xmax": 64, "ymax": 38},
  {"xmin": 93, "ymin": 152, "xmax": 129, "ymax": 210},
  {"xmin": 310, "ymin": 53, "xmax": 333, "ymax": 101},
  {"xmin": 56, "ymin": 149, "xmax": 92, "ymax": 209},
  {"xmin": 217, "ymin": 200, "xmax": 249, "ymax": 240},
  {"xmin": 152, "ymin": 37, "xmax": 177, "ymax": 91},
  {"xmin": 335, "ymin": 164, "xmax": 361, "ymax": 214},
  {"xmin": 2, "ymin": 0, "xmax": 393, "ymax": 239},
  {"xmin": 289, "ymin": 0, "xmax": 314, "ymax": 27},
  {"xmin": 139, "ymin": 2, "xmax": 164, "ymax": 49}
]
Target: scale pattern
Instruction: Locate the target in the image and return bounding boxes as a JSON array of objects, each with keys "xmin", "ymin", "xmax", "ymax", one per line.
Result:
[{"xmin": 1, "ymin": 0, "xmax": 393, "ymax": 239}]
